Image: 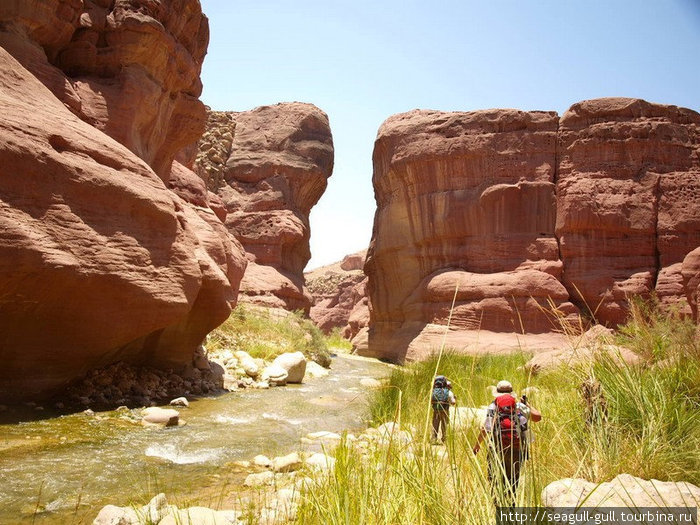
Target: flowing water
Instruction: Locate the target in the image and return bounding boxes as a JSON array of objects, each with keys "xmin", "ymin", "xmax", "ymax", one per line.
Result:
[{"xmin": 0, "ymin": 355, "xmax": 391, "ymax": 524}]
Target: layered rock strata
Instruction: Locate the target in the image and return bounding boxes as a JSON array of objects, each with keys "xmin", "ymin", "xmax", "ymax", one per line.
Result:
[
  {"xmin": 195, "ymin": 103, "xmax": 334, "ymax": 312},
  {"xmin": 365, "ymin": 99, "xmax": 700, "ymax": 362},
  {"xmin": 307, "ymin": 251, "xmax": 369, "ymax": 337},
  {"xmin": 0, "ymin": 1, "xmax": 247, "ymax": 401}
]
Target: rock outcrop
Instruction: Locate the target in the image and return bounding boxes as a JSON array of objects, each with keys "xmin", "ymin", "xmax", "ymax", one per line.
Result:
[
  {"xmin": 195, "ymin": 104, "xmax": 334, "ymax": 313},
  {"xmin": 365, "ymin": 99, "xmax": 700, "ymax": 362},
  {"xmin": 0, "ymin": 2, "xmax": 247, "ymax": 401},
  {"xmin": 307, "ymin": 250, "xmax": 369, "ymax": 337}
]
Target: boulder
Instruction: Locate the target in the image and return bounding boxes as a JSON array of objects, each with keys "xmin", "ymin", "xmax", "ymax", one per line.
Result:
[
  {"xmin": 194, "ymin": 104, "xmax": 335, "ymax": 313},
  {"xmin": 169, "ymin": 397, "xmax": 189, "ymax": 408},
  {"xmin": 141, "ymin": 407, "xmax": 180, "ymax": 427},
  {"xmin": 271, "ymin": 452, "xmax": 303, "ymax": 473},
  {"xmin": 542, "ymin": 474, "xmax": 700, "ymax": 508},
  {"xmin": 272, "ymin": 352, "xmax": 307, "ymax": 383},
  {"xmin": 524, "ymin": 343, "xmax": 641, "ymax": 374},
  {"xmin": 244, "ymin": 471, "xmax": 276, "ymax": 487},
  {"xmin": 234, "ymin": 351, "xmax": 259, "ymax": 378},
  {"xmin": 158, "ymin": 507, "xmax": 237, "ymax": 525},
  {"xmin": 305, "ymin": 361, "xmax": 330, "ymax": 378},
  {"xmin": 262, "ymin": 365, "xmax": 289, "ymax": 386},
  {"xmin": 305, "ymin": 453, "xmax": 336, "ymax": 471},
  {"xmin": 92, "ymin": 504, "xmax": 140, "ymax": 525},
  {"xmin": 253, "ymin": 455, "xmax": 272, "ymax": 468}
]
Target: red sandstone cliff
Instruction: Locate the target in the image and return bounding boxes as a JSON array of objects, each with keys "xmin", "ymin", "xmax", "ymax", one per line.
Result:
[
  {"xmin": 365, "ymin": 99, "xmax": 700, "ymax": 362},
  {"xmin": 306, "ymin": 251, "xmax": 369, "ymax": 339},
  {"xmin": 194, "ymin": 104, "xmax": 334, "ymax": 313},
  {"xmin": 0, "ymin": 1, "xmax": 247, "ymax": 401}
]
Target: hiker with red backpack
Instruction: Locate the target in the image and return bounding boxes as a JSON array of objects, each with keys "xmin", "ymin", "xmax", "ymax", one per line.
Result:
[
  {"xmin": 472, "ymin": 380, "xmax": 541, "ymax": 505},
  {"xmin": 431, "ymin": 375, "xmax": 456, "ymax": 443}
]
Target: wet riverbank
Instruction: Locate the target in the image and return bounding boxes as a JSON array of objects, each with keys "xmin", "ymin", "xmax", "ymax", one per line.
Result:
[{"xmin": 0, "ymin": 355, "xmax": 391, "ymax": 524}]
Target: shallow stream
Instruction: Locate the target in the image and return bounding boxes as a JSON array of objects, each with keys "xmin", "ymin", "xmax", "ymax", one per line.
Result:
[{"xmin": 0, "ymin": 355, "xmax": 391, "ymax": 524}]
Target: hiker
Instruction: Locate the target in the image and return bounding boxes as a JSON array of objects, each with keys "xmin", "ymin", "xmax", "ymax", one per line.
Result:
[
  {"xmin": 431, "ymin": 375, "xmax": 456, "ymax": 443},
  {"xmin": 472, "ymin": 380, "xmax": 541, "ymax": 506}
]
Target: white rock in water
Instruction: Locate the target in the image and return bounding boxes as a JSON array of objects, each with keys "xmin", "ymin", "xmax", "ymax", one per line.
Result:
[
  {"xmin": 234, "ymin": 350, "xmax": 259, "ymax": 378},
  {"xmin": 141, "ymin": 407, "xmax": 179, "ymax": 427},
  {"xmin": 169, "ymin": 397, "xmax": 189, "ymax": 407},
  {"xmin": 253, "ymin": 454, "xmax": 272, "ymax": 468},
  {"xmin": 272, "ymin": 452, "xmax": 303, "ymax": 473},
  {"xmin": 306, "ymin": 431, "xmax": 342, "ymax": 441},
  {"xmin": 244, "ymin": 471, "xmax": 275, "ymax": 487},
  {"xmin": 272, "ymin": 351, "xmax": 307, "ymax": 383},
  {"xmin": 305, "ymin": 453, "xmax": 336, "ymax": 471},
  {"xmin": 263, "ymin": 365, "xmax": 288, "ymax": 386},
  {"xmin": 542, "ymin": 474, "xmax": 700, "ymax": 508},
  {"xmin": 305, "ymin": 361, "xmax": 330, "ymax": 378},
  {"xmin": 93, "ymin": 504, "xmax": 139, "ymax": 524}
]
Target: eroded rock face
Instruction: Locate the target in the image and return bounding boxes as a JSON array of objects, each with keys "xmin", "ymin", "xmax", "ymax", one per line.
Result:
[
  {"xmin": 366, "ymin": 99, "xmax": 700, "ymax": 362},
  {"xmin": 195, "ymin": 103, "xmax": 334, "ymax": 312},
  {"xmin": 307, "ymin": 250, "xmax": 369, "ymax": 336},
  {"xmin": 365, "ymin": 108, "xmax": 578, "ymax": 361},
  {"xmin": 0, "ymin": 3, "xmax": 245, "ymax": 401},
  {"xmin": 557, "ymin": 98, "xmax": 700, "ymax": 324},
  {"xmin": 0, "ymin": 0, "xmax": 209, "ymax": 179}
]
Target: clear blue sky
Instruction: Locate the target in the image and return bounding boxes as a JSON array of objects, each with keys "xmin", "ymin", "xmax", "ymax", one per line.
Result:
[{"xmin": 199, "ymin": 0, "xmax": 700, "ymax": 270}]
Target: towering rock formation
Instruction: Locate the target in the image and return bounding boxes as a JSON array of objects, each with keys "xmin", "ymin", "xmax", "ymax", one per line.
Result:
[
  {"xmin": 195, "ymin": 103, "xmax": 334, "ymax": 312},
  {"xmin": 557, "ymin": 99, "xmax": 700, "ymax": 322},
  {"xmin": 0, "ymin": 1, "xmax": 247, "ymax": 401},
  {"xmin": 366, "ymin": 99, "xmax": 700, "ymax": 362}
]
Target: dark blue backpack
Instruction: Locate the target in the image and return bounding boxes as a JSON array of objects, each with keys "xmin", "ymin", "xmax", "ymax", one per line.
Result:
[{"xmin": 432, "ymin": 375, "xmax": 450, "ymax": 409}]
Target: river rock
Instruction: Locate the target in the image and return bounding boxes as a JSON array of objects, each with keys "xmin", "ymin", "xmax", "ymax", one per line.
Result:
[
  {"xmin": 272, "ymin": 352, "xmax": 307, "ymax": 383},
  {"xmin": 93, "ymin": 504, "xmax": 140, "ymax": 525},
  {"xmin": 253, "ymin": 454, "xmax": 273, "ymax": 468},
  {"xmin": 272, "ymin": 452, "xmax": 303, "ymax": 473},
  {"xmin": 263, "ymin": 365, "xmax": 289, "ymax": 386},
  {"xmin": 305, "ymin": 431, "xmax": 342, "ymax": 445},
  {"xmin": 305, "ymin": 453, "xmax": 336, "ymax": 471},
  {"xmin": 234, "ymin": 351, "xmax": 259, "ymax": 378},
  {"xmin": 542, "ymin": 474, "xmax": 700, "ymax": 508},
  {"xmin": 194, "ymin": 104, "xmax": 334, "ymax": 313},
  {"xmin": 169, "ymin": 397, "xmax": 189, "ymax": 408},
  {"xmin": 244, "ymin": 471, "xmax": 276, "ymax": 487},
  {"xmin": 141, "ymin": 407, "xmax": 180, "ymax": 427},
  {"xmin": 305, "ymin": 361, "xmax": 330, "ymax": 378},
  {"xmin": 159, "ymin": 507, "xmax": 238, "ymax": 525}
]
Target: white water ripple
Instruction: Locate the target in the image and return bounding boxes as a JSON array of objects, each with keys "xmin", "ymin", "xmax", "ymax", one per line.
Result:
[{"xmin": 144, "ymin": 443, "xmax": 222, "ymax": 465}]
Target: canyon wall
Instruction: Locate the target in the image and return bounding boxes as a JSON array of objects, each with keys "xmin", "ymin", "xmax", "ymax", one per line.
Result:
[
  {"xmin": 365, "ymin": 98, "xmax": 700, "ymax": 362},
  {"xmin": 307, "ymin": 251, "xmax": 369, "ymax": 339},
  {"xmin": 194, "ymin": 103, "xmax": 334, "ymax": 313},
  {"xmin": 0, "ymin": 1, "xmax": 247, "ymax": 401}
]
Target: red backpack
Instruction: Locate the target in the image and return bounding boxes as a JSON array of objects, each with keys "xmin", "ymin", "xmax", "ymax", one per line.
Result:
[{"xmin": 493, "ymin": 394, "xmax": 523, "ymax": 450}]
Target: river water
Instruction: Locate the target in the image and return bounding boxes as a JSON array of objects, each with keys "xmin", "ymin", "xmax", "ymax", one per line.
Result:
[{"xmin": 0, "ymin": 355, "xmax": 391, "ymax": 524}]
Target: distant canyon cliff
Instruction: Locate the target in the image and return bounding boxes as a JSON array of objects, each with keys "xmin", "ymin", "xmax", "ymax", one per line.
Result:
[
  {"xmin": 192, "ymin": 104, "xmax": 334, "ymax": 313},
  {"xmin": 364, "ymin": 98, "xmax": 700, "ymax": 362},
  {"xmin": 0, "ymin": 0, "xmax": 248, "ymax": 400}
]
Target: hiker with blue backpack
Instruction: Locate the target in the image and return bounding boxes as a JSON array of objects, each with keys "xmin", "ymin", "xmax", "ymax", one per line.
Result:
[
  {"xmin": 472, "ymin": 380, "xmax": 542, "ymax": 506},
  {"xmin": 431, "ymin": 375, "xmax": 456, "ymax": 443}
]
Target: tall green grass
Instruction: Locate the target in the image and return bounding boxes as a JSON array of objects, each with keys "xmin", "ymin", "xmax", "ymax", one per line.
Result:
[
  {"xmin": 295, "ymin": 299, "xmax": 700, "ymax": 523},
  {"xmin": 206, "ymin": 305, "xmax": 332, "ymax": 366}
]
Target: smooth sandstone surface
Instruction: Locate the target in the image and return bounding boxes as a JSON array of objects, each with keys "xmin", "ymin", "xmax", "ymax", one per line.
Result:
[
  {"xmin": 0, "ymin": 1, "xmax": 247, "ymax": 401},
  {"xmin": 365, "ymin": 99, "xmax": 700, "ymax": 362}
]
